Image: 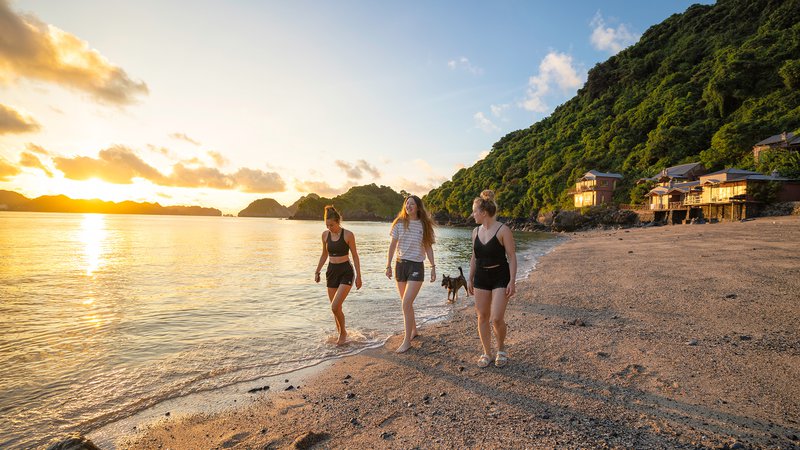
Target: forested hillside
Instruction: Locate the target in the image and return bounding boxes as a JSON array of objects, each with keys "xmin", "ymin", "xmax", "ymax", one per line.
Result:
[
  {"xmin": 425, "ymin": 0, "xmax": 800, "ymax": 218},
  {"xmin": 291, "ymin": 184, "xmax": 404, "ymax": 221}
]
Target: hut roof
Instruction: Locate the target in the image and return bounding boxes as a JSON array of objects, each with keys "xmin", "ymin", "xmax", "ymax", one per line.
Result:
[
  {"xmin": 754, "ymin": 131, "xmax": 799, "ymax": 147},
  {"xmin": 581, "ymin": 170, "xmax": 623, "ymax": 181}
]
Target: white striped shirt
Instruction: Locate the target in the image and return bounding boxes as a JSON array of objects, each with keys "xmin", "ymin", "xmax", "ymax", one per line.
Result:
[{"xmin": 390, "ymin": 220, "xmax": 426, "ymax": 262}]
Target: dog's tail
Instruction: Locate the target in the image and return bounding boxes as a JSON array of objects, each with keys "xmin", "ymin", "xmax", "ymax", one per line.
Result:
[{"xmin": 458, "ymin": 266, "xmax": 464, "ymax": 277}]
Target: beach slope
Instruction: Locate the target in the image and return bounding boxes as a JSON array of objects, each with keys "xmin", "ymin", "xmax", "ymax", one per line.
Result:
[{"xmin": 119, "ymin": 216, "xmax": 800, "ymax": 449}]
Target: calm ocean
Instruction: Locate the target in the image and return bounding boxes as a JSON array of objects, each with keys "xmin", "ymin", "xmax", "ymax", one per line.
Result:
[{"xmin": 0, "ymin": 212, "xmax": 559, "ymax": 448}]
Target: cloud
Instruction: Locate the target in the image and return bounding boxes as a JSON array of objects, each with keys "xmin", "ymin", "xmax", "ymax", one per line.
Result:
[
  {"xmin": 477, "ymin": 150, "xmax": 490, "ymax": 161},
  {"xmin": 393, "ymin": 159, "xmax": 449, "ymax": 194},
  {"xmin": 52, "ymin": 145, "xmax": 286, "ymax": 193},
  {"xmin": 294, "ymin": 180, "xmax": 348, "ymax": 197},
  {"xmin": 26, "ymin": 143, "xmax": 49, "ymax": 154},
  {"xmin": 19, "ymin": 151, "xmax": 52, "ymax": 176},
  {"xmin": 334, "ymin": 159, "xmax": 381, "ymax": 180},
  {"xmin": 231, "ymin": 167, "xmax": 285, "ymax": 193},
  {"xmin": 54, "ymin": 145, "xmax": 164, "ymax": 184},
  {"xmin": 207, "ymin": 151, "xmax": 228, "ymax": 167},
  {"xmin": 0, "ymin": 103, "xmax": 40, "ymax": 134},
  {"xmin": 169, "ymin": 132, "xmax": 201, "ymax": 146},
  {"xmin": 447, "ymin": 56, "xmax": 483, "ymax": 75},
  {"xmin": 522, "ymin": 51, "xmax": 585, "ymax": 112},
  {"xmin": 146, "ymin": 144, "xmax": 171, "ymax": 156},
  {"xmin": 473, "ymin": 112, "xmax": 500, "ymax": 133},
  {"xmin": 0, "ymin": 155, "xmax": 21, "ymax": 181},
  {"xmin": 589, "ymin": 12, "xmax": 639, "ymax": 54},
  {"xmin": 490, "ymin": 103, "xmax": 510, "ymax": 118},
  {"xmin": 0, "ymin": 0, "xmax": 148, "ymax": 105}
]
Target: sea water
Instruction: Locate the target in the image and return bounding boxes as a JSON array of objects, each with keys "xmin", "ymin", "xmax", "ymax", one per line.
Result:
[{"xmin": 0, "ymin": 212, "xmax": 559, "ymax": 448}]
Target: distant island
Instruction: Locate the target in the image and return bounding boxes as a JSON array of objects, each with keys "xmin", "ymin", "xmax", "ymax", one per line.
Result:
[
  {"xmin": 237, "ymin": 195, "xmax": 311, "ymax": 218},
  {"xmin": 0, "ymin": 190, "xmax": 221, "ymax": 216},
  {"xmin": 238, "ymin": 184, "xmax": 405, "ymax": 221}
]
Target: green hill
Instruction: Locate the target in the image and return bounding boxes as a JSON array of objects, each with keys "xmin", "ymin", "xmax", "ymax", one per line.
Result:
[
  {"xmin": 238, "ymin": 198, "xmax": 292, "ymax": 217},
  {"xmin": 425, "ymin": 0, "xmax": 800, "ymax": 219},
  {"xmin": 291, "ymin": 184, "xmax": 404, "ymax": 221}
]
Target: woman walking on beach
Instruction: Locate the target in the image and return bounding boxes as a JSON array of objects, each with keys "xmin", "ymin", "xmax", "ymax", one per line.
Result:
[
  {"xmin": 314, "ymin": 205, "xmax": 362, "ymax": 345},
  {"xmin": 385, "ymin": 195, "xmax": 436, "ymax": 353},
  {"xmin": 468, "ymin": 190, "xmax": 517, "ymax": 367}
]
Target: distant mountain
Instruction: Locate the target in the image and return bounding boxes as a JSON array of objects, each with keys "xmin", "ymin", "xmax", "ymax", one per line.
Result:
[
  {"xmin": 0, "ymin": 190, "xmax": 29, "ymax": 210},
  {"xmin": 288, "ymin": 194, "xmax": 318, "ymax": 215},
  {"xmin": 237, "ymin": 198, "xmax": 292, "ymax": 217},
  {"xmin": 0, "ymin": 190, "xmax": 221, "ymax": 216},
  {"xmin": 425, "ymin": 0, "xmax": 800, "ymax": 219},
  {"xmin": 291, "ymin": 184, "xmax": 404, "ymax": 221}
]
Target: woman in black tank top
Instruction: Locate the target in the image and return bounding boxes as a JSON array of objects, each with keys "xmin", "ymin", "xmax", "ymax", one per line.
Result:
[
  {"xmin": 314, "ymin": 205, "xmax": 362, "ymax": 345},
  {"xmin": 468, "ymin": 190, "xmax": 517, "ymax": 368}
]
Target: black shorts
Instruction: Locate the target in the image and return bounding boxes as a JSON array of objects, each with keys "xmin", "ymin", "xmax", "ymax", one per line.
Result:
[
  {"xmin": 395, "ymin": 260, "xmax": 424, "ymax": 282},
  {"xmin": 326, "ymin": 261, "xmax": 354, "ymax": 288},
  {"xmin": 473, "ymin": 262, "xmax": 511, "ymax": 291}
]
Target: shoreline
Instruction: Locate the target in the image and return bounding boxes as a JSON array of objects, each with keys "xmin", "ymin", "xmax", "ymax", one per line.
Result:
[
  {"xmin": 82, "ymin": 237, "xmax": 558, "ymax": 448},
  {"xmin": 93, "ymin": 217, "xmax": 798, "ymax": 449}
]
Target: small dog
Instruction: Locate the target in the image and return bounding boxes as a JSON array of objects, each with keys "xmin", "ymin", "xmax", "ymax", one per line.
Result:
[{"xmin": 441, "ymin": 266, "xmax": 469, "ymax": 302}]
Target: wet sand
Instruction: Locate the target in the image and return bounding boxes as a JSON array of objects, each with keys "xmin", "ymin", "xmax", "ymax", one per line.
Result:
[{"xmin": 115, "ymin": 215, "xmax": 800, "ymax": 449}]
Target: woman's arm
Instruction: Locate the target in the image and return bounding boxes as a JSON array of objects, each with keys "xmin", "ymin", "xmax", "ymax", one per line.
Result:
[
  {"xmin": 385, "ymin": 238, "xmax": 398, "ymax": 279},
  {"xmin": 500, "ymin": 226, "xmax": 517, "ymax": 297},
  {"xmin": 347, "ymin": 231, "xmax": 362, "ymax": 289},
  {"xmin": 425, "ymin": 244, "xmax": 436, "ymax": 282},
  {"xmin": 315, "ymin": 231, "xmax": 328, "ymax": 283},
  {"xmin": 468, "ymin": 228, "xmax": 477, "ymax": 295}
]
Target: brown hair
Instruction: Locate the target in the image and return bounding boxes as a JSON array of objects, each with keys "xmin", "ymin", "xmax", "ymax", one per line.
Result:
[
  {"xmin": 473, "ymin": 189, "xmax": 497, "ymax": 217},
  {"xmin": 323, "ymin": 205, "xmax": 341, "ymax": 223},
  {"xmin": 391, "ymin": 195, "xmax": 435, "ymax": 247}
]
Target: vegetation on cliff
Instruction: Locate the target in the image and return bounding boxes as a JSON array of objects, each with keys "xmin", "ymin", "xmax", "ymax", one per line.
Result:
[
  {"xmin": 425, "ymin": 0, "xmax": 800, "ymax": 219},
  {"xmin": 290, "ymin": 184, "xmax": 405, "ymax": 221},
  {"xmin": 237, "ymin": 198, "xmax": 291, "ymax": 217}
]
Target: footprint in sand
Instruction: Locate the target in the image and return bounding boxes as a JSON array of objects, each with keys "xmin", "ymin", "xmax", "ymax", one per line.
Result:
[{"xmin": 221, "ymin": 432, "xmax": 250, "ymax": 449}]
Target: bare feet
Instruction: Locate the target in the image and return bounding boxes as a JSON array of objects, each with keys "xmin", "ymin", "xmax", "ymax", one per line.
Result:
[
  {"xmin": 336, "ymin": 332, "xmax": 348, "ymax": 346},
  {"xmin": 395, "ymin": 341, "xmax": 412, "ymax": 353},
  {"xmin": 411, "ymin": 329, "xmax": 419, "ymax": 339}
]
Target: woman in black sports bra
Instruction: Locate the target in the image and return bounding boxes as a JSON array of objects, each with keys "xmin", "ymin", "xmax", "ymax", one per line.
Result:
[
  {"xmin": 468, "ymin": 190, "xmax": 517, "ymax": 368},
  {"xmin": 314, "ymin": 205, "xmax": 362, "ymax": 345}
]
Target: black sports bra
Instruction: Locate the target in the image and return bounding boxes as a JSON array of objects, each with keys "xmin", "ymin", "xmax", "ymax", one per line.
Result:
[
  {"xmin": 474, "ymin": 224, "xmax": 507, "ymax": 267},
  {"xmin": 327, "ymin": 228, "xmax": 350, "ymax": 257}
]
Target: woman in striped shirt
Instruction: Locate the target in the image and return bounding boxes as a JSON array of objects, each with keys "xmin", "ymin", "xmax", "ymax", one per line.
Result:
[{"xmin": 385, "ymin": 195, "xmax": 436, "ymax": 353}]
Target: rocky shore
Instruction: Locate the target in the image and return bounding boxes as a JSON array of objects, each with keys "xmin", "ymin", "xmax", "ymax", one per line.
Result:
[{"xmin": 65, "ymin": 215, "xmax": 799, "ymax": 449}]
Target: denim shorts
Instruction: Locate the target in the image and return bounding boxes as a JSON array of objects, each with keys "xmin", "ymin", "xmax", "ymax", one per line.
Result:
[
  {"xmin": 473, "ymin": 262, "xmax": 510, "ymax": 291},
  {"xmin": 395, "ymin": 260, "xmax": 424, "ymax": 282},
  {"xmin": 326, "ymin": 261, "xmax": 354, "ymax": 288}
]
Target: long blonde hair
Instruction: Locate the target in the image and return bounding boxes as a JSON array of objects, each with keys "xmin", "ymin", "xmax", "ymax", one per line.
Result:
[{"xmin": 391, "ymin": 195, "xmax": 435, "ymax": 247}]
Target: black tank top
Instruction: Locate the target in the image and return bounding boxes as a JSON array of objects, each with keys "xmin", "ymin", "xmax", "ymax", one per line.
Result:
[
  {"xmin": 474, "ymin": 224, "xmax": 506, "ymax": 267},
  {"xmin": 327, "ymin": 228, "xmax": 350, "ymax": 257}
]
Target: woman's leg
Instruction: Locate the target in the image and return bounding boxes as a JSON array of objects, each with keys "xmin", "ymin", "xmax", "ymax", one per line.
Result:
[
  {"xmin": 328, "ymin": 285, "xmax": 352, "ymax": 344},
  {"xmin": 490, "ymin": 288, "xmax": 509, "ymax": 352},
  {"xmin": 327, "ymin": 287, "xmax": 340, "ymax": 335},
  {"xmin": 474, "ymin": 288, "xmax": 493, "ymax": 356},
  {"xmin": 396, "ymin": 280, "xmax": 423, "ymax": 353}
]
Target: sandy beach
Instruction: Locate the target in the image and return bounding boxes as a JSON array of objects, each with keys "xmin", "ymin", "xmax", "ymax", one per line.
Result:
[{"xmin": 113, "ymin": 216, "xmax": 800, "ymax": 449}]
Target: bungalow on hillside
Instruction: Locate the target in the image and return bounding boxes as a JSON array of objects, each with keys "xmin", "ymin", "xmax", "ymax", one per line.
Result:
[
  {"xmin": 693, "ymin": 168, "xmax": 800, "ymax": 221},
  {"xmin": 644, "ymin": 167, "xmax": 800, "ymax": 223},
  {"xmin": 638, "ymin": 162, "xmax": 706, "ymax": 186},
  {"xmin": 646, "ymin": 180, "xmax": 702, "ymax": 211},
  {"xmin": 572, "ymin": 170, "xmax": 623, "ymax": 208},
  {"xmin": 753, "ymin": 131, "xmax": 800, "ymax": 163}
]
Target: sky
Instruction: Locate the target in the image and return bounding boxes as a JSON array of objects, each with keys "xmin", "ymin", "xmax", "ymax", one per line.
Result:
[{"xmin": 0, "ymin": 0, "xmax": 710, "ymax": 214}]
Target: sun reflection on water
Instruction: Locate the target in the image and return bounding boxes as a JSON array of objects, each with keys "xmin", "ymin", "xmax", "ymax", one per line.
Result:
[{"xmin": 80, "ymin": 214, "xmax": 107, "ymax": 276}]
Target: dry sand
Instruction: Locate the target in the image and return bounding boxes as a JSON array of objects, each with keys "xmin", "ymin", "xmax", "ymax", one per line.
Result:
[{"xmin": 117, "ymin": 216, "xmax": 800, "ymax": 449}]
